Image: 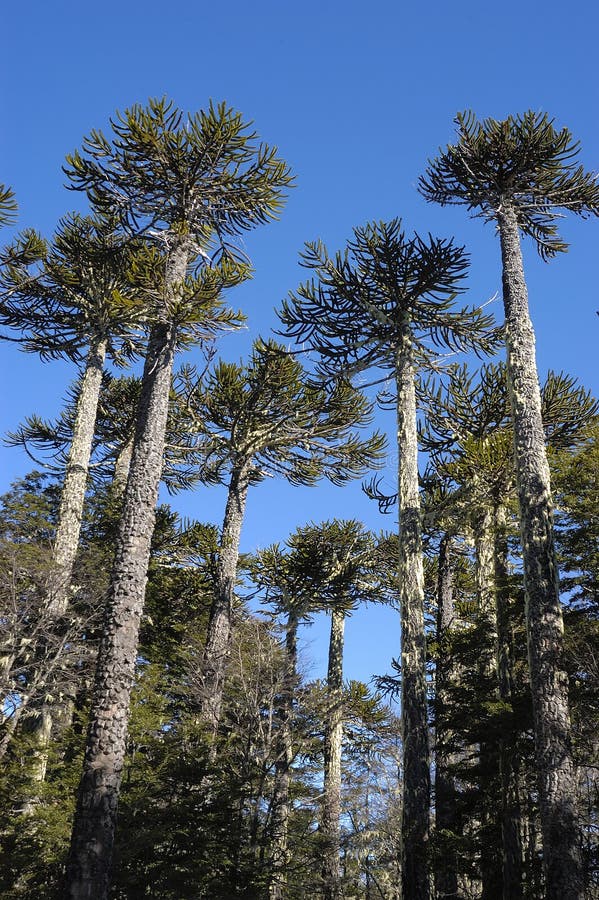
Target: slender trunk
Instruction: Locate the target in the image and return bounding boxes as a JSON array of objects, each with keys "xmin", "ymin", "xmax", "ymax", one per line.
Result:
[
  {"xmin": 64, "ymin": 242, "xmax": 188, "ymax": 900},
  {"xmin": 201, "ymin": 462, "xmax": 250, "ymax": 737},
  {"xmin": 49, "ymin": 336, "xmax": 108, "ymax": 617},
  {"xmin": 434, "ymin": 535, "xmax": 459, "ymax": 900},
  {"xmin": 24, "ymin": 337, "xmax": 108, "ymax": 789},
  {"xmin": 473, "ymin": 502, "xmax": 502, "ymax": 900},
  {"xmin": 494, "ymin": 505, "xmax": 524, "ymax": 900},
  {"xmin": 396, "ymin": 338, "xmax": 430, "ymax": 900},
  {"xmin": 321, "ymin": 605, "xmax": 345, "ymax": 900},
  {"xmin": 269, "ymin": 609, "xmax": 298, "ymax": 900},
  {"xmin": 497, "ymin": 203, "xmax": 581, "ymax": 899}
]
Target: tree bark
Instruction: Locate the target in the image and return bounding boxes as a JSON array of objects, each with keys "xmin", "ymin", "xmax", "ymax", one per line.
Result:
[
  {"xmin": 200, "ymin": 462, "xmax": 250, "ymax": 738},
  {"xmin": 473, "ymin": 501, "xmax": 503, "ymax": 900},
  {"xmin": 434, "ymin": 534, "xmax": 459, "ymax": 900},
  {"xmin": 497, "ymin": 202, "xmax": 581, "ymax": 899},
  {"xmin": 321, "ymin": 605, "xmax": 345, "ymax": 900},
  {"xmin": 269, "ymin": 609, "xmax": 298, "ymax": 900},
  {"xmin": 494, "ymin": 505, "xmax": 523, "ymax": 900},
  {"xmin": 25, "ymin": 336, "xmax": 108, "ymax": 789},
  {"xmin": 49, "ymin": 335, "xmax": 108, "ymax": 617},
  {"xmin": 64, "ymin": 242, "xmax": 188, "ymax": 900},
  {"xmin": 396, "ymin": 337, "xmax": 430, "ymax": 900}
]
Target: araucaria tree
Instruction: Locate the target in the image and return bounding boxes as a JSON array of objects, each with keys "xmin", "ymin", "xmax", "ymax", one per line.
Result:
[
  {"xmin": 62, "ymin": 99, "xmax": 292, "ymax": 900},
  {"xmin": 279, "ymin": 219, "xmax": 497, "ymax": 900},
  {"xmin": 173, "ymin": 339, "xmax": 384, "ymax": 738},
  {"xmin": 420, "ymin": 111, "xmax": 599, "ymax": 900}
]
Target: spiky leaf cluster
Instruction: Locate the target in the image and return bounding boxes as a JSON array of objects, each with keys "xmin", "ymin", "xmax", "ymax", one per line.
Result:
[
  {"xmin": 5, "ymin": 374, "xmax": 142, "ymax": 478},
  {"xmin": 251, "ymin": 520, "xmax": 398, "ymax": 619},
  {"xmin": 279, "ymin": 218, "xmax": 498, "ymax": 376},
  {"xmin": 171, "ymin": 340, "xmax": 386, "ymax": 488},
  {"xmin": 420, "ymin": 363, "xmax": 598, "ymax": 517},
  {"xmin": 0, "ymin": 184, "xmax": 17, "ymax": 228},
  {"xmin": 64, "ymin": 98, "xmax": 293, "ymax": 245},
  {"xmin": 419, "ymin": 110, "xmax": 599, "ymax": 259},
  {"xmin": 0, "ymin": 213, "xmax": 146, "ymax": 362}
]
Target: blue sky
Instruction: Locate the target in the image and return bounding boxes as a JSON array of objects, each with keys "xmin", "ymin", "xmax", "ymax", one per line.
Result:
[{"xmin": 1, "ymin": 0, "xmax": 598, "ymax": 685}]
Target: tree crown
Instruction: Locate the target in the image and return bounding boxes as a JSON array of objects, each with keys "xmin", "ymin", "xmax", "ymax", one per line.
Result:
[
  {"xmin": 279, "ymin": 218, "xmax": 497, "ymax": 375},
  {"xmin": 419, "ymin": 110, "xmax": 599, "ymax": 259}
]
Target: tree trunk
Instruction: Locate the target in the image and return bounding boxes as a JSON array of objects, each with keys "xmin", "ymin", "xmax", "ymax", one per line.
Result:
[
  {"xmin": 269, "ymin": 609, "xmax": 298, "ymax": 900},
  {"xmin": 321, "ymin": 605, "xmax": 345, "ymax": 900},
  {"xmin": 24, "ymin": 336, "xmax": 108, "ymax": 790},
  {"xmin": 200, "ymin": 462, "xmax": 250, "ymax": 738},
  {"xmin": 434, "ymin": 534, "xmax": 459, "ymax": 900},
  {"xmin": 473, "ymin": 502, "xmax": 503, "ymax": 900},
  {"xmin": 497, "ymin": 203, "xmax": 581, "ymax": 899},
  {"xmin": 64, "ymin": 242, "xmax": 188, "ymax": 900},
  {"xmin": 494, "ymin": 505, "xmax": 524, "ymax": 900},
  {"xmin": 396, "ymin": 337, "xmax": 430, "ymax": 900},
  {"xmin": 49, "ymin": 335, "xmax": 108, "ymax": 617}
]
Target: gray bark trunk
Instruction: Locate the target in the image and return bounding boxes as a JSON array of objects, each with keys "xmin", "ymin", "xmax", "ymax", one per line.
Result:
[
  {"xmin": 269, "ymin": 610, "xmax": 298, "ymax": 900},
  {"xmin": 49, "ymin": 336, "xmax": 108, "ymax": 617},
  {"xmin": 321, "ymin": 605, "xmax": 345, "ymax": 900},
  {"xmin": 494, "ymin": 505, "xmax": 524, "ymax": 900},
  {"xmin": 396, "ymin": 337, "xmax": 430, "ymax": 900},
  {"xmin": 497, "ymin": 203, "xmax": 581, "ymax": 899},
  {"xmin": 201, "ymin": 462, "xmax": 250, "ymax": 738},
  {"xmin": 25, "ymin": 337, "xmax": 107, "ymax": 790},
  {"xmin": 64, "ymin": 242, "xmax": 188, "ymax": 900},
  {"xmin": 434, "ymin": 534, "xmax": 459, "ymax": 900}
]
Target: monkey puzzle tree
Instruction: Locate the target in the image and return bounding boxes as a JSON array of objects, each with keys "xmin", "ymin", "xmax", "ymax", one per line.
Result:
[
  {"xmin": 286, "ymin": 520, "xmax": 395, "ymax": 900},
  {"xmin": 0, "ymin": 214, "xmax": 146, "ymax": 786},
  {"xmin": 422, "ymin": 362, "xmax": 598, "ymax": 898},
  {"xmin": 279, "ymin": 218, "xmax": 497, "ymax": 899},
  {"xmin": 419, "ymin": 111, "xmax": 599, "ymax": 898},
  {"xmin": 62, "ymin": 99, "xmax": 292, "ymax": 900},
  {"xmin": 173, "ymin": 340, "xmax": 385, "ymax": 738}
]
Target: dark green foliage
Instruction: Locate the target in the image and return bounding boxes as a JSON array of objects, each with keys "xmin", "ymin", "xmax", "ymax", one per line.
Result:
[{"xmin": 419, "ymin": 110, "xmax": 599, "ymax": 259}]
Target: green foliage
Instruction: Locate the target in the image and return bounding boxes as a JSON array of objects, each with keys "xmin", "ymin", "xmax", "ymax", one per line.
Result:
[
  {"xmin": 64, "ymin": 97, "xmax": 293, "ymax": 244},
  {"xmin": 171, "ymin": 339, "xmax": 386, "ymax": 490},
  {"xmin": 419, "ymin": 110, "xmax": 599, "ymax": 259},
  {"xmin": 0, "ymin": 184, "xmax": 17, "ymax": 228},
  {"xmin": 280, "ymin": 218, "xmax": 498, "ymax": 375}
]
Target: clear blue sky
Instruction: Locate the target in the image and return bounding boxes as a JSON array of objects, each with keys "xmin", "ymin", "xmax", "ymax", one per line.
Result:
[{"xmin": 1, "ymin": 0, "xmax": 598, "ymax": 684}]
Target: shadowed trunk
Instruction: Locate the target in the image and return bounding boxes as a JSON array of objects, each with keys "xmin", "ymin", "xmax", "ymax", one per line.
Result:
[
  {"xmin": 201, "ymin": 462, "xmax": 250, "ymax": 738},
  {"xmin": 494, "ymin": 505, "xmax": 524, "ymax": 900},
  {"xmin": 497, "ymin": 203, "xmax": 581, "ymax": 899},
  {"xmin": 434, "ymin": 534, "xmax": 459, "ymax": 900},
  {"xmin": 321, "ymin": 605, "xmax": 345, "ymax": 900},
  {"xmin": 396, "ymin": 335, "xmax": 430, "ymax": 900},
  {"xmin": 64, "ymin": 242, "xmax": 188, "ymax": 900},
  {"xmin": 269, "ymin": 609, "xmax": 298, "ymax": 900},
  {"xmin": 473, "ymin": 502, "xmax": 502, "ymax": 900}
]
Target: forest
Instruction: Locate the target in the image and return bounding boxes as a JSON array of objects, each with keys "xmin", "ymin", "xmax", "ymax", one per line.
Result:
[{"xmin": 0, "ymin": 100, "xmax": 597, "ymax": 900}]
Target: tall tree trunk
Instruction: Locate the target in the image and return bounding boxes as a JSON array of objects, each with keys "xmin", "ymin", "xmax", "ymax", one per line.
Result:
[
  {"xmin": 497, "ymin": 203, "xmax": 581, "ymax": 899},
  {"xmin": 434, "ymin": 534, "xmax": 459, "ymax": 900},
  {"xmin": 396, "ymin": 337, "xmax": 430, "ymax": 900},
  {"xmin": 473, "ymin": 501, "xmax": 502, "ymax": 900},
  {"xmin": 494, "ymin": 504, "xmax": 524, "ymax": 900},
  {"xmin": 321, "ymin": 605, "xmax": 345, "ymax": 900},
  {"xmin": 49, "ymin": 335, "xmax": 108, "ymax": 617},
  {"xmin": 269, "ymin": 609, "xmax": 298, "ymax": 900},
  {"xmin": 25, "ymin": 336, "xmax": 108, "ymax": 789},
  {"xmin": 200, "ymin": 462, "xmax": 250, "ymax": 738},
  {"xmin": 64, "ymin": 242, "xmax": 188, "ymax": 900}
]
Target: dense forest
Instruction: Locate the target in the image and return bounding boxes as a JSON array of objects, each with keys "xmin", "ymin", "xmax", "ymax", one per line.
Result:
[{"xmin": 0, "ymin": 101, "xmax": 597, "ymax": 900}]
